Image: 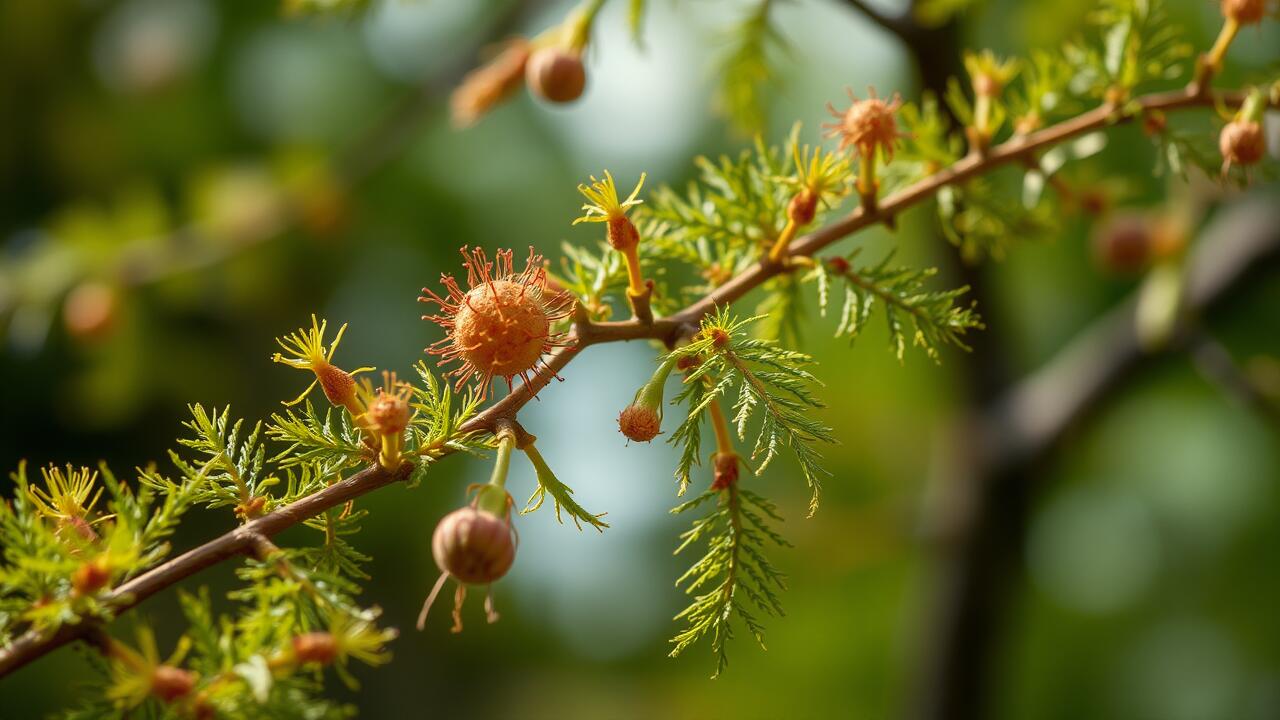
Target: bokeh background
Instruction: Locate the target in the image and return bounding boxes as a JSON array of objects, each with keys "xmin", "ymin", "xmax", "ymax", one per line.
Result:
[{"xmin": 2, "ymin": 0, "xmax": 1279, "ymax": 718}]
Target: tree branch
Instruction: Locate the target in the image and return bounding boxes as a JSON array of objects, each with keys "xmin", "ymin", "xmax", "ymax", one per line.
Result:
[{"xmin": 0, "ymin": 84, "xmax": 1255, "ymax": 681}]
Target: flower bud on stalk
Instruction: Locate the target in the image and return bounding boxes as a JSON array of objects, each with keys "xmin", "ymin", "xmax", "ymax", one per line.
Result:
[
  {"xmin": 526, "ymin": 47, "xmax": 586, "ymax": 103},
  {"xmin": 363, "ymin": 372, "xmax": 413, "ymax": 469},
  {"xmin": 419, "ymin": 430, "xmax": 518, "ymax": 633},
  {"xmin": 150, "ymin": 665, "xmax": 197, "ymax": 703},
  {"xmin": 618, "ymin": 356, "xmax": 677, "ymax": 443},
  {"xmin": 292, "ymin": 632, "xmax": 339, "ymax": 666},
  {"xmin": 710, "ymin": 452, "xmax": 741, "ymax": 491},
  {"xmin": 1219, "ymin": 90, "xmax": 1268, "ymax": 177}
]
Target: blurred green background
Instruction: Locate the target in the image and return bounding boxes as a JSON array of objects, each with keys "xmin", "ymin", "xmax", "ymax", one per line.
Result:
[{"xmin": 2, "ymin": 0, "xmax": 1279, "ymax": 718}]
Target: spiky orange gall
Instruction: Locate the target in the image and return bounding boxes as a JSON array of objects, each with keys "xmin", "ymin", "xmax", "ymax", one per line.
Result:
[
  {"xmin": 420, "ymin": 247, "xmax": 572, "ymax": 397},
  {"xmin": 823, "ymin": 87, "xmax": 905, "ymax": 160}
]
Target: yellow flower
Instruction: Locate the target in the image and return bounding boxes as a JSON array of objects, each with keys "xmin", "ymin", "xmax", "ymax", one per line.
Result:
[
  {"xmin": 573, "ymin": 170, "xmax": 646, "ymax": 224},
  {"xmin": 964, "ymin": 50, "xmax": 1020, "ymax": 97},
  {"xmin": 788, "ymin": 142, "xmax": 852, "ymax": 208},
  {"xmin": 27, "ymin": 465, "xmax": 103, "ymax": 537},
  {"xmin": 271, "ymin": 314, "xmax": 372, "ymax": 408}
]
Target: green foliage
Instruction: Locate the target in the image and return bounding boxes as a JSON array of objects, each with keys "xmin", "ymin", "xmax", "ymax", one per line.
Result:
[
  {"xmin": 937, "ymin": 177, "xmax": 1056, "ymax": 262},
  {"xmin": 669, "ymin": 486, "xmax": 790, "ymax": 677},
  {"xmin": 1065, "ymin": 0, "xmax": 1192, "ymax": 98},
  {"xmin": 0, "ymin": 463, "xmax": 197, "ymax": 642},
  {"xmin": 815, "ymin": 251, "xmax": 983, "ymax": 362},
  {"xmin": 671, "ymin": 310, "xmax": 834, "ymax": 516},
  {"xmin": 520, "ymin": 446, "xmax": 609, "ymax": 532},
  {"xmin": 173, "ymin": 405, "xmax": 276, "ymax": 516},
  {"xmin": 716, "ymin": 0, "xmax": 784, "ymax": 136}
]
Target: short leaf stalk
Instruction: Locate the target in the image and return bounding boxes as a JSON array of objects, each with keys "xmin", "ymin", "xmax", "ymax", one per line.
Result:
[
  {"xmin": 477, "ymin": 427, "xmax": 518, "ymax": 516},
  {"xmin": 1195, "ymin": 18, "xmax": 1240, "ymax": 92}
]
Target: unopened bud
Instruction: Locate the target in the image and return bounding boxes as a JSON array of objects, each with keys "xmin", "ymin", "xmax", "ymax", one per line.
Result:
[
  {"xmin": 1219, "ymin": 119, "xmax": 1266, "ymax": 174},
  {"xmin": 1222, "ymin": 0, "xmax": 1266, "ymax": 24},
  {"xmin": 1093, "ymin": 212, "xmax": 1155, "ymax": 274},
  {"xmin": 787, "ymin": 189, "xmax": 818, "ymax": 226},
  {"xmin": 432, "ymin": 507, "xmax": 516, "ymax": 585},
  {"xmin": 526, "ymin": 47, "xmax": 586, "ymax": 103},
  {"xmin": 292, "ymin": 632, "xmax": 339, "ymax": 666},
  {"xmin": 150, "ymin": 665, "xmax": 197, "ymax": 703},
  {"xmin": 711, "ymin": 452, "xmax": 740, "ymax": 491},
  {"xmin": 71, "ymin": 558, "xmax": 111, "ymax": 595},
  {"xmin": 618, "ymin": 404, "xmax": 661, "ymax": 443}
]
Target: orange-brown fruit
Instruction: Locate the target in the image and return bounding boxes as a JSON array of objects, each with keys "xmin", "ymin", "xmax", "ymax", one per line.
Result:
[
  {"xmin": 420, "ymin": 247, "xmax": 572, "ymax": 397},
  {"xmin": 618, "ymin": 404, "xmax": 661, "ymax": 442},
  {"xmin": 1093, "ymin": 212, "xmax": 1155, "ymax": 274},
  {"xmin": 71, "ymin": 558, "xmax": 111, "ymax": 595},
  {"xmin": 292, "ymin": 632, "xmax": 339, "ymax": 666},
  {"xmin": 823, "ymin": 87, "xmax": 905, "ymax": 159},
  {"xmin": 526, "ymin": 47, "xmax": 586, "ymax": 103},
  {"xmin": 63, "ymin": 281, "xmax": 118, "ymax": 341},
  {"xmin": 1222, "ymin": 0, "xmax": 1266, "ymax": 24},
  {"xmin": 432, "ymin": 507, "xmax": 516, "ymax": 585},
  {"xmin": 1219, "ymin": 119, "xmax": 1266, "ymax": 175},
  {"xmin": 150, "ymin": 665, "xmax": 197, "ymax": 703}
]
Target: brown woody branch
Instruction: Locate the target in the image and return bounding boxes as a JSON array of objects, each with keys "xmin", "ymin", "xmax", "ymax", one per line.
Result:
[{"xmin": 0, "ymin": 85, "xmax": 1254, "ymax": 681}]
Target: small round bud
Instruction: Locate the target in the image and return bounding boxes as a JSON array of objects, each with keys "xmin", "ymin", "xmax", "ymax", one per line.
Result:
[
  {"xmin": 973, "ymin": 73, "xmax": 1001, "ymax": 98},
  {"xmin": 1222, "ymin": 0, "xmax": 1266, "ymax": 24},
  {"xmin": 292, "ymin": 632, "xmax": 339, "ymax": 665},
  {"xmin": 618, "ymin": 404, "xmax": 661, "ymax": 442},
  {"xmin": 676, "ymin": 355, "xmax": 701, "ymax": 373},
  {"xmin": 71, "ymin": 559, "xmax": 111, "ymax": 595},
  {"xmin": 827, "ymin": 256, "xmax": 851, "ymax": 275},
  {"xmin": 432, "ymin": 507, "xmax": 515, "ymax": 585},
  {"xmin": 367, "ymin": 391, "xmax": 411, "ymax": 436},
  {"xmin": 63, "ymin": 281, "xmax": 118, "ymax": 341},
  {"xmin": 787, "ymin": 190, "xmax": 818, "ymax": 226},
  {"xmin": 708, "ymin": 328, "xmax": 731, "ymax": 349},
  {"xmin": 710, "ymin": 452, "xmax": 740, "ymax": 491},
  {"xmin": 1093, "ymin": 212, "xmax": 1155, "ymax": 274},
  {"xmin": 1219, "ymin": 119, "xmax": 1266, "ymax": 173},
  {"xmin": 526, "ymin": 47, "xmax": 586, "ymax": 103},
  {"xmin": 150, "ymin": 665, "xmax": 197, "ymax": 703},
  {"xmin": 1141, "ymin": 110, "xmax": 1167, "ymax": 137}
]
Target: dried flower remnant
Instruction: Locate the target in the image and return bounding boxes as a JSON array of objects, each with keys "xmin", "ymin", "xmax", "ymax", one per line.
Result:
[
  {"xmin": 420, "ymin": 247, "xmax": 572, "ymax": 398},
  {"xmin": 450, "ymin": 38, "xmax": 532, "ymax": 128}
]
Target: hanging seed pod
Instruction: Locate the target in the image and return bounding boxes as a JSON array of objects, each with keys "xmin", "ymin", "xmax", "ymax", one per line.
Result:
[
  {"xmin": 526, "ymin": 47, "xmax": 586, "ymax": 103},
  {"xmin": 431, "ymin": 506, "xmax": 516, "ymax": 586}
]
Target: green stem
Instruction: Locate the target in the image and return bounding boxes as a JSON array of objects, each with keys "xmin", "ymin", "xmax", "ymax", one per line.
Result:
[{"xmin": 477, "ymin": 431, "xmax": 517, "ymax": 516}]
